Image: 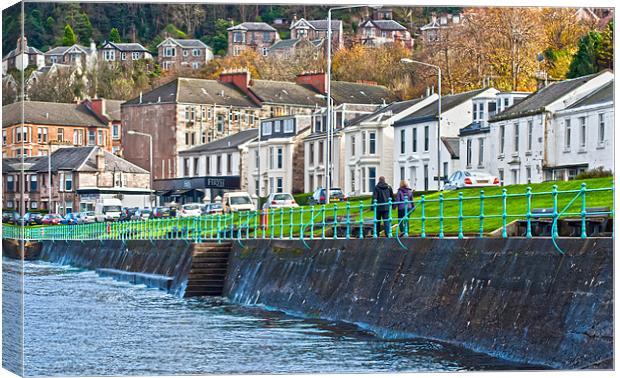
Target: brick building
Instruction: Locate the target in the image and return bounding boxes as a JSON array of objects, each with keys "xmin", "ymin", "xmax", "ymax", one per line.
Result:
[
  {"xmin": 157, "ymin": 37, "xmax": 214, "ymax": 70},
  {"xmin": 99, "ymin": 41, "xmax": 152, "ymax": 64},
  {"xmin": 227, "ymin": 22, "xmax": 279, "ymax": 56},
  {"xmin": 2, "ymin": 36, "xmax": 45, "ymax": 75},
  {"xmin": 357, "ymin": 9, "xmax": 413, "ymax": 49}
]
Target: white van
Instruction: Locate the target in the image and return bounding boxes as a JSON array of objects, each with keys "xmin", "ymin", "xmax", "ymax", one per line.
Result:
[
  {"xmin": 95, "ymin": 198, "xmax": 123, "ymax": 222},
  {"xmin": 222, "ymin": 192, "xmax": 256, "ymax": 213}
]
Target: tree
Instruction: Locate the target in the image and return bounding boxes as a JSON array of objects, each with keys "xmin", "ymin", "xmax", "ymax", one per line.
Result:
[
  {"xmin": 28, "ymin": 67, "xmax": 84, "ymax": 103},
  {"xmin": 567, "ymin": 31, "xmax": 602, "ymax": 78},
  {"xmin": 109, "ymin": 27, "xmax": 122, "ymax": 43},
  {"xmin": 201, "ymin": 19, "xmax": 230, "ymax": 56},
  {"xmin": 74, "ymin": 12, "xmax": 93, "ymax": 43},
  {"xmin": 596, "ymin": 21, "xmax": 613, "ymax": 70},
  {"xmin": 62, "ymin": 24, "xmax": 77, "ymax": 45}
]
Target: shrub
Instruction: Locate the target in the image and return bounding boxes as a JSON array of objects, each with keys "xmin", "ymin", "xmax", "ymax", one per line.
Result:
[{"xmin": 575, "ymin": 167, "xmax": 613, "ymax": 180}]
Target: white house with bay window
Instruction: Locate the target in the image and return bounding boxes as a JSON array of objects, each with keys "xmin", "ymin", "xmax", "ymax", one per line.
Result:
[
  {"xmin": 488, "ymin": 70, "xmax": 613, "ymax": 185},
  {"xmin": 393, "ymin": 88, "xmax": 498, "ymax": 191},
  {"xmin": 246, "ymin": 115, "xmax": 311, "ymax": 196},
  {"xmin": 343, "ymin": 94, "xmax": 438, "ymax": 195}
]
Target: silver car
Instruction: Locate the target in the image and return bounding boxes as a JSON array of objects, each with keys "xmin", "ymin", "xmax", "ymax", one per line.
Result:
[
  {"xmin": 263, "ymin": 193, "xmax": 299, "ymax": 209},
  {"xmin": 444, "ymin": 170, "xmax": 500, "ymax": 190}
]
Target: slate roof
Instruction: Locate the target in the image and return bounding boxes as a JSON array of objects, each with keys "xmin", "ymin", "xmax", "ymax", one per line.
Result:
[
  {"xmin": 330, "ymin": 81, "xmax": 394, "ymax": 105},
  {"xmin": 459, "ymin": 121, "xmax": 490, "ymax": 136},
  {"xmin": 566, "ymin": 80, "xmax": 613, "ymax": 109},
  {"xmin": 3, "ymin": 46, "xmax": 43, "ymax": 60},
  {"xmin": 394, "ymin": 88, "xmax": 489, "ymax": 126},
  {"xmin": 293, "ymin": 19, "xmax": 342, "ymax": 31},
  {"xmin": 441, "ymin": 137, "xmax": 459, "ymax": 159},
  {"xmin": 363, "ymin": 19, "xmax": 407, "ymax": 31},
  {"xmin": 103, "ymin": 99, "xmax": 123, "ymax": 121},
  {"xmin": 2, "ymin": 156, "xmax": 47, "ymax": 172},
  {"xmin": 158, "ymin": 38, "xmax": 210, "ymax": 49},
  {"xmin": 228, "ymin": 22, "xmax": 277, "ymax": 32},
  {"xmin": 45, "ymin": 44, "xmax": 93, "ymax": 55},
  {"xmin": 269, "ymin": 39, "xmax": 301, "ymax": 50},
  {"xmin": 123, "ymin": 78, "xmax": 259, "ymax": 108},
  {"xmin": 2, "ymin": 101, "xmax": 108, "ymax": 128},
  {"xmin": 101, "ymin": 41, "xmax": 149, "ymax": 52},
  {"xmin": 180, "ymin": 128, "xmax": 258, "ymax": 154},
  {"xmin": 29, "ymin": 146, "xmax": 148, "ymax": 173},
  {"xmin": 349, "ymin": 97, "xmax": 428, "ymax": 126},
  {"xmin": 489, "ymin": 71, "xmax": 609, "ymax": 122},
  {"xmin": 251, "ymin": 80, "xmax": 322, "ymax": 106}
]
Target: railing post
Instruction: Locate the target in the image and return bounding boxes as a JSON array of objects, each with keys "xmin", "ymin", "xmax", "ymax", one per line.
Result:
[
  {"xmin": 345, "ymin": 202, "xmax": 351, "ymax": 239},
  {"xmin": 580, "ymin": 183, "xmax": 587, "ymax": 239},
  {"xmin": 372, "ymin": 199, "xmax": 378, "ymax": 238},
  {"xmin": 332, "ymin": 203, "xmax": 338, "ymax": 240},
  {"xmin": 253, "ymin": 210, "xmax": 258, "ymax": 240},
  {"xmin": 270, "ymin": 208, "xmax": 275, "ymax": 239},
  {"xmin": 403, "ymin": 195, "xmax": 409, "ymax": 237},
  {"xmin": 501, "ymin": 188, "xmax": 508, "ymax": 238},
  {"xmin": 310, "ymin": 205, "xmax": 315, "ymax": 240},
  {"xmin": 358, "ymin": 201, "xmax": 364, "ymax": 239},
  {"xmin": 299, "ymin": 207, "xmax": 304, "ymax": 240},
  {"xmin": 479, "ymin": 190, "xmax": 485, "ymax": 238},
  {"xmin": 439, "ymin": 193, "xmax": 444, "ymax": 239},
  {"xmin": 279, "ymin": 207, "xmax": 284, "ymax": 239},
  {"xmin": 458, "ymin": 192, "xmax": 464, "ymax": 239},
  {"xmin": 526, "ymin": 187, "xmax": 532, "ymax": 238},
  {"xmin": 387, "ymin": 198, "xmax": 393, "ymax": 238},
  {"xmin": 552, "ymin": 184, "xmax": 559, "ymax": 238},
  {"xmin": 320, "ymin": 205, "xmax": 326, "ymax": 240},
  {"xmin": 289, "ymin": 207, "xmax": 293, "ymax": 240},
  {"xmin": 420, "ymin": 195, "xmax": 426, "ymax": 239}
]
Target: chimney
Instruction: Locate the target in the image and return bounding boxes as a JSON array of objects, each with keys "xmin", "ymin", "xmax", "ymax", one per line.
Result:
[
  {"xmin": 17, "ymin": 36, "xmax": 27, "ymax": 52},
  {"xmin": 218, "ymin": 69, "xmax": 262, "ymax": 104},
  {"xmin": 295, "ymin": 71, "xmax": 327, "ymax": 94},
  {"xmin": 90, "ymin": 39, "xmax": 96, "ymax": 52},
  {"xmin": 96, "ymin": 148, "xmax": 105, "ymax": 172},
  {"xmin": 88, "ymin": 98, "xmax": 104, "ymax": 118}
]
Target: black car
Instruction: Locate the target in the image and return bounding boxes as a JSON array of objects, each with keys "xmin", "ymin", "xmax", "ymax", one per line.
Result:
[
  {"xmin": 2, "ymin": 211, "xmax": 13, "ymax": 223},
  {"xmin": 23, "ymin": 212, "xmax": 44, "ymax": 225},
  {"xmin": 308, "ymin": 187, "xmax": 347, "ymax": 205},
  {"xmin": 150, "ymin": 207, "xmax": 172, "ymax": 219}
]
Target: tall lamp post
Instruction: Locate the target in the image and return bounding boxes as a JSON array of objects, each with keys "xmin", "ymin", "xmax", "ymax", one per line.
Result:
[
  {"xmin": 127, "ymin": 130, "xmax": 154, "ymax": 207},
  {"xmin": 326, "ymin": 5, "xmax": 380, "ymax": 202},
  {"xmin": 401, "ymin": 58, "xmax": 443, "ymax": 189}
]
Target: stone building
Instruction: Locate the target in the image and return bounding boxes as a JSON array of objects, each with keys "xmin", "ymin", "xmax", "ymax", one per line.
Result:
[
  {"xmin": 157, "ymin": 37, "xmax": 214, "ymax": 70},
  {"xmin": 98, "ymin": 41, "xmax": 152, "ymax": 64},
  {"xmin": 44, "ymin": 42, "xmax": 97, "ymax": 70},
  {"xmin": 357, "ymin": 9, "xmax": 413, "ymax": 49},
  {"xmin": 2, "ymin": 36, "xmax": 45, "ymax": 75},
  {"xmin": 227, "ymin": 22, "xmax": 279, "ymax": 56},
  {"xmin": 2, "ymin": 146, "xmax": 150, "ymax": 214}
]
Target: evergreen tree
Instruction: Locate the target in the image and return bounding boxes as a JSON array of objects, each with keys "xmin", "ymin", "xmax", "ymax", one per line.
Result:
[
  {"xmin": 109, "ymin": 27, "xmax": 122, "ymax": 43},
  {"xmin": 74, "ymin": 12, "xmax": 93, "ymax": 43},
  {"xmin": 567, "ymin": 31, "xmax": 601, "ymax": 78},
  {"xmin": 596, "ymin": 21, "xmax": 613, "ymax": 70},
  {"xmin": 62, "ymin": 24, "xmax": 78, "ymax": 46}
]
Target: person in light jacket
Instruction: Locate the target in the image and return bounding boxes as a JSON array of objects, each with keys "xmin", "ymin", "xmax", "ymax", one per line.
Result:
[{"xmin": 394, "ymin": 180, "xmax": 414, "ymax": 236}]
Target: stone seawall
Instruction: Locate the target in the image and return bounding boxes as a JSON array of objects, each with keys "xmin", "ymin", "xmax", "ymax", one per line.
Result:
[
  {"xmin": 224, "ymin": 238, "xmax": 613, "ymax": 369},
  {"xmin": 37, "ymin": 240, "xmax": 194, "ymax": 296}
]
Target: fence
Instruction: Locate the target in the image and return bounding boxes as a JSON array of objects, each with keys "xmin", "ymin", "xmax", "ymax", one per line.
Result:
[{"xmin": 2, "ymin": 183, "xmax": 614, "ymax": 247}]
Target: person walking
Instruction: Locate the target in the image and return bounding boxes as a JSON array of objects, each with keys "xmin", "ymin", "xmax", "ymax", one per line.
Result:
[
  {"xmin": 372, "ymin": 176, "xmax": 394, "ymax": 237},
  {"xmin": 394, "ymin": 180, "xmax": 414, "ymax": 236}
]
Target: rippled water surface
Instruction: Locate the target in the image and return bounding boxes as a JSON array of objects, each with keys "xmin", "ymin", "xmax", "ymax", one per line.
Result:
[{"xmin": 4, "ymin": 258, "xmax": 535, "ymax": 376}]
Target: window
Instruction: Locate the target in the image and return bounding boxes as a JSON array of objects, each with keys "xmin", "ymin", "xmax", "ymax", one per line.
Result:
[
  {"xmin": 263, "ymin": 121, "xmax": 272, "ymax": 136},
  {"xmin": 216, "ymin": 155, "xmax": 222, "ymax": 174},
  {"xmin": 217, "ymin": 115, "xmax": 225, "ymax": 132},
  {"xmin": 318, "ymin": 141, "xmax": 324, "ymax": 164},
  {"xmin": 56, "ymin": 128, "xmax": 64, "ymax": 142},
  {"xmin": 37, "ymin": 127, "xmax": 48, "ymax": 143},
  {"xmin": 184, "ymin": 158, "xmax": 190, "ymax": 177},
  {"xmin": 369, "ymin": 132, "xmax": 376, "ymax": 154},
  {"xmin": 269, "ymin": 177, "xmax": 275, "ymax": 194},
  {"xmin": 443, "ymin": 162, "xmax": 449, "ymax": 180},
  {"xmin": 104, "ymin": 50, "xmax": 115, "ymax": 61},
  {"xmin": 233, "ymin": 32, "xmax": 245, "ymax": 43},
  {"xmin": 192, "ymin": 49, "xmax": 201, "ymax": 56},
  {"xmin": 498, "ymin": 169, "xmax": 504, "ymax": 185},
  {"xmin": 64, "ymin": 173, "xmax": 73, "ymax": 191},
  {"xmin": 261, "ymin": 47, "xmax": 268, "ymax": 57},
  {"xmin": 263, "ymin": 32, "xmax": 272, "ymax": 42},
  {"xmin": 362, "ymin": 133, "xmax": 367, "ymax": 154},
  {"xmin": 400, "ymin": 167, "xmax": 405, "ymax": 181},
  {"xmin": 121, "ymin": 52, "xmax": 127, "ymax": 60},
  {"xmin": 466, "ymin": 139, "xmax": 472, "ymax": 167},
  {"xmin": 513, "ymin": 122, "xmax": 519, "ymax": 152},
  {"xmin": 598, "ymin": 113, "xmax": 605, "ymax": 144},
  {"xmin": 227, "ymin": 153, "xmax": 233, "ymax": 174},
  {"xmin": 564, "ymin": 119, "xmax": 571, "ymax": 149},
  {"xmin": 183, "ymin": 50, "xmax": 189, "ymax": 57},
  {"xmin": 350, "ymin": 136, "xmax": 356, "ymax": 156},
  {"xmin": 164, "ymin": 47, "xmax": 176, "ymax": 57},
  {"xmin": 499, "ymin": 125, "xmax": 505, "ymax": 154},
  {"xmin": 7, "ymin": 176, "xmax": 14, "ymax": 192},
  {"xmin": 276, "ymin": 177, "xmax": 283, "ymax": 193},
  {"xmin": 206, "ymin": 156, "xmax": 211, "ymax": 175},
  {"xmin": 579, "ymin": 116, "xmax": 586, "ymax": 148},
  {"xmin": 30, "ymin": 201, "xmax": 38, "ymax": 209},
  {"xmin": 309, "ymin": 143, "xmax": 314, "ymax": 165},
  {"xmin": 512, "ymin": 170, "xmax": 518, "ymax": 184},
  {"xmin": 276, "ymin": 147, "xmax": 283, "ymax": 169},
  {"xmin": 274, "ymin": 120, "xmax": 281, "ymax": 133},
  {"xmin": 98, "ymin": 130, "xmax": 105, "ymax": 146},
  {"xmin": 412, "ymin": 128, "xmax": 417, "ymax": 152},
  {"xmin": 423, "ymin": 165, "xmax": 428, "ymax": 191},
  {"xmin": 269, "ymin": 147, "xmax": 274, "ymax": 169},
  {"xmin": 283, "ymin": 119, "xmax": 294, "ymax": 133},
  {"xmin": 112, "ymin": 125, "xmax": 120, "ymax": 139},
  {"xmin": 424, "ymin": 126, "xmax": 429, "ymax": 151},
  {"xmin": 527, "ymin": 120, "xmax": 533, "ymax": 151},
  {"xmin": 400, "ymin": 129, "xmax": 406, "ymax": 154},
  {"xmin": 194, "ymin": 157, "xmax": 200, "ymax": 176},
  {"xmin": 368, "ymin": 167, "xmax": 376, "ymax": 192},
  {"xmin": 473, "ymin": 103, "xmax": 478, "ymax": 121},
  {"xmin": 191, "ymin": 62, "xmax": 200, "ymax": 69},
  {"xmin": 29, "ymin": 175, "xmax": 37, "ymax": 192},
  {"xmin": 478, "ymin": 138, "xmax": 484, "ymax": 165},
  {"xmin": 526, "ymin": 166, "xmax": 532, "ymax": 184},
  {"xmin": 132, "ymin": 52, "xmax": 140, "ymax": 60},
  {"xmin": 350, "ymin": 169, "xmax": 356, "ymax": 192},
  {"xmin": 478, "ymin": 102, "xmax": 484, "ymax": 120}
]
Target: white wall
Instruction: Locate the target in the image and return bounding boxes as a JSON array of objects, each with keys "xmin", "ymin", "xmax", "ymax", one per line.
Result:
[{"xmin": 246, "ymin": 139, "xmax": 296, "ymax": 196}]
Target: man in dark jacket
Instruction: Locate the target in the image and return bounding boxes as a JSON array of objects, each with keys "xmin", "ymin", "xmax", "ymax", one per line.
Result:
[{"xmin": 372, "ymin": 176, "xmax": 394, "ymax": 237}]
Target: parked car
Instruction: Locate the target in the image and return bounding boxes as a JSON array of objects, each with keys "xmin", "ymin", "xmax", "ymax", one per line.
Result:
[
  {"xmin": 61, "ymin": 213, "xmax": 79, "ymax": 225},
  {"xmin": 202, "ymin": 203, "xmax": 223, "ymax": 215},
  {"xmin": 41, "ymin": 214, "xmax": 62, "ymax": 225},
  {"xmin": 222, "ymin": 192, "xmax": 256, "ymax": 213},
  {"xmin": 443, "ymin": 170, "xmax": 501, "ymax": 190},
  {"xmin": 263, "ymin": 193, "xmax": 299, "ymax": 209},
  {"xmin": 133, "ymin": 209, "xmax": 152, "ymax": 221},
  {"xmin": 308, "ymin": 187, "xmax": 347, "ymax": 205},
  {"xmin": 5, "ymin": 211, "xmax": 20, "ymax": 224},
  {"xmin": 180, "ymin": 203, "xmax": 203, "ymax": 217},
  {"xmin": 150, "ymin": 207, "xmax": 172, "ymax": 219},
  {"xmin": 119, "ymin": 207, "xmax": 137, "ymax": 222},
  {"xmin": 3, "ymin": 211, "xmax": 14, "ymax": 223},
  {"xmin": 95, "ymin": 198, "xmax": 123, "ymax": 222},
  {"xmin": 77, "ymin": 211, "xmax": 97, "ymax": 224},
  {"xmin": 23, "ymin": 212, "xmax": 44, "ymax": 225}
]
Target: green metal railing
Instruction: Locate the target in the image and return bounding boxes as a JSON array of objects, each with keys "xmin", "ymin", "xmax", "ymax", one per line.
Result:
[{"xmin": 2, "ymin": 183, "xmax": 613, "ymax": 247}]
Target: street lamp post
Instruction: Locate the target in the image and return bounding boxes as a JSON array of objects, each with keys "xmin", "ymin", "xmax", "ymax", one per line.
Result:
[
  {"xmin": 127, "ymin": 130, "xmax": 154, "ymax": 207},
  {"xmin": 401, "ymin": 58, "xmax": 443, "ymax": 189}
]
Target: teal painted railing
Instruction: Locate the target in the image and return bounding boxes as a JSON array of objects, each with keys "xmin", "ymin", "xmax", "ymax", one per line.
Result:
[{"xmin": 2, "ymin": 183, "xmax": 613, "ymax": 244}]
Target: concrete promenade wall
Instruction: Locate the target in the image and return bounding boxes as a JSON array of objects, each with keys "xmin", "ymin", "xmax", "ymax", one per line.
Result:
[
  {"xmin": 37, "ymin": 240, "xmax": 194, "ymax": 296},
  {"xmin": 224, "ymin": 238, "xmax": 613, "ymax": 369}
]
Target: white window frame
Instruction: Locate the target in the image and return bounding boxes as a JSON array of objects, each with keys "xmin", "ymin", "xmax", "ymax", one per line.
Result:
[
  {"xmin": 564, "ymin": 118, "xmax": 571, "ymax": 150},
  {"xmin": 598, "ymin": 113, "xmax": 605, "ymax": 144},
  {"xmin": 579, "ymin": 116, "xmax": 586, "ymax": 148},
  {"xmin": 132, "ymin": 52, "xmax": 141, "ymax": 60}
]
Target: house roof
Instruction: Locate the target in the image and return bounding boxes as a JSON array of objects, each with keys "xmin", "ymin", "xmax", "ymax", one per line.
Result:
[
  {"xmin": 123, "ymin": 77, "xmax": 259, "ymax": 108},
  {"xmin": 251, "ymin": 80, "xmax": 322, "ymax": 106},
  {"xmin": 101, "ymin": 41, "xmax": 149, "ymax": 52},
  {"xmin": 566, "ymin": 80, "xmax": 613, "ymax": 109},
  {"xmin": 349, "ymin": 96, "xmax": 428, "ymax": 126},
  {"xmin": 394, "ymin": 88, "xmax": 489, "ymax": 126},
  {"xmin": 291, "ymin": 18, "xmax": 342, "ymax": 31},
  {"xmin": 157, "ymin": 38, "xmax": 210, "ymax": 49},
  {"xmin": 269, "ymin": 38, "xmax": 301, "ymax": 51},
  {"xmin": 45, "ymin": 44, "xmax": 93, "ymax": 56},
  {"xmin": 362, "ymin": 19, "xmax": 407, "ymax": 31},
  {"xmin": 3, "ymin": 45, "xmax": 43, "ymax": 60},
  {"xmin": 2, "ymin": 156, "xmax": 47, "ymax": 172},
  {"xmin": 228, "ymin": 22, "xmax": 277, "ymax": 32},
  {"xmin": 2, "ymin": 101, "xmax": 108, "ymax": 128},
  {"xmin": 102, "ymin": 99, "xmax": 123, "ymax": 121},
  {"xmin": 29, "ymin": 146, "xmax": 148, "ymax": 173},
  {"xmin": 180, "ymin": 128, "xmax": 258, "ymax": 154},
  {"xmin": 329, "ymin": 81, "xmax": 394, "ymax": 105},
  {"xmin": 489, "ymin": 71, "xmax": 609, "ymax": 122},
  {"xmin": 459, "ymin": 122, "xmax": 489, "ymax": 136},
  {"xmin": 441, "ymin": 137, "xmax": 459, "ymax": 159}
]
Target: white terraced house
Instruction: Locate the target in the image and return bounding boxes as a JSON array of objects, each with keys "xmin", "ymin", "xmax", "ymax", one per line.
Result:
[
  {"xmin": 246, "ymin": 114, "xmax": 312, "ymax": 196},
  {"xmin": 342, "ymin": 94, "xmax": 438, "ymax": 195},
  {"xmin": 488, "ymin": 70, "xmax": 614, "ymax": 185},
  {"xmin": 392, "ymin": 88, "xmax": 498, "ymax": 191}
]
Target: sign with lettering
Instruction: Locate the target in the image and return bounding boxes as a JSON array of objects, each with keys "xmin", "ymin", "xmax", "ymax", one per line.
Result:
[{"xmin": 153, "ymin": 176, "xmax": 241, "ymax": 191}]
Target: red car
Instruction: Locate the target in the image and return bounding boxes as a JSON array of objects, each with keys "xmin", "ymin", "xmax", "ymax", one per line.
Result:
[{"xmin": 41, "ymin": 214, "xmax": 62, "ymax": 225}]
